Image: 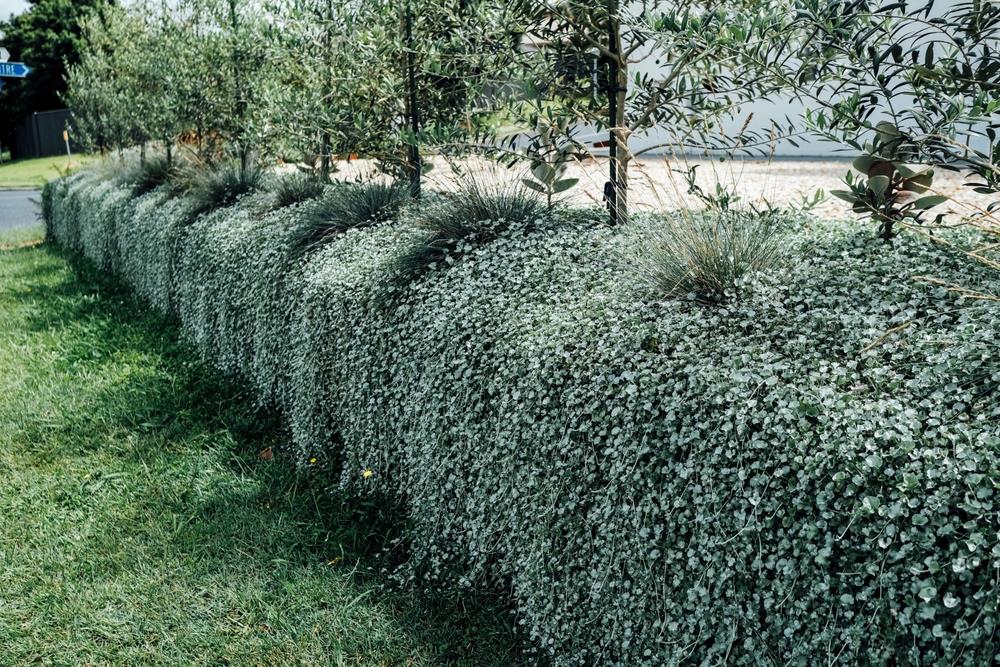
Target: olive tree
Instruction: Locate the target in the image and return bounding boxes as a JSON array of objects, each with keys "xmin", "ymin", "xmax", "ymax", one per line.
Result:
[
  {"xmin": 519, "ymin": 0, "xmax": 788, "ymax": 225},
  {"xmin": 269, "ymin": 0, "xmax": 401, "ymax": 178},
  {"xmin": 188, "ymin": 0, "xmax": 280, "ymax": 175},
  {"xmin": 271, "ymin": 0, "xmax": 531, "ymax": 193},
  {"xmin": 65, "ymin": 5, "xmax": 144, "ymax": 153},
  {"xmin": 712, "ymin": 0, "xmax": 1000, "ymax": 241}
]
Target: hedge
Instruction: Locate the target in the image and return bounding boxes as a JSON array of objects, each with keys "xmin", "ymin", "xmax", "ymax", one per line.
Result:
[{"xmin": 44, "ymin": 170, "xmax": 1000, "ymax": 665}]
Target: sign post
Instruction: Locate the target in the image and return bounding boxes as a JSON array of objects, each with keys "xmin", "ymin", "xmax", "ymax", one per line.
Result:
[
  {"xmin": 0, "ymin": 48, "xmax": 12, "ymax": 163},
  {"xmin": 0, "ymin": 48, "xmax": 33, "ymax": 162},
  {"xmin": 0, "ymin": 62, "xmax": 31, "ymax": 78},
  {"xmin": 0, "ymin": 47, "xmax": 10, "ymax": 94}
]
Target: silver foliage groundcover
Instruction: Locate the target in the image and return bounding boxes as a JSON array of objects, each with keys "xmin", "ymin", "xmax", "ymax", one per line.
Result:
[{"xmin": 44, "ymin": 171, "xmax": 1000, "ymax": 665}]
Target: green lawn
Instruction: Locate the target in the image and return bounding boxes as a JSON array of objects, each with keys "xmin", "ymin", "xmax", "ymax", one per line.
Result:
[
  {"xmin": 0, "ymin": 154, "xmax": 98, "ymax": 189},
  {"xmin": 0, "ymin": 226, "xmax": 519, "ymax": 666}
]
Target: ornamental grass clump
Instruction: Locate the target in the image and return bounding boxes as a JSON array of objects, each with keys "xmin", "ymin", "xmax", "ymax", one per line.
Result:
[
  {"xmin": 630, "ymin": 210, "xmax": 790, "ymax": 303},
  {"xmin": 182, "ymin": 159, "xmax": 265, "ymax": 221},
  {"xmin": 108, "ymin": 154, "xmax": 180, "ymax": 196},
  {"xmin": 393, "ymin": 175, "xmax": 547, "ymax": 279},
  {"xmin": 290, "ymin": 181, "xmax": 409, "ymax": 254},
  {"xmin": 268, "ymin": 171, "xmax": 327, "ymax": 210}
]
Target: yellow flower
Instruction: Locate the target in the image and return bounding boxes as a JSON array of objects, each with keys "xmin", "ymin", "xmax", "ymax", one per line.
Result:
[
  {"xmin": 308, "ymin": 457, "xmax": 317, "ymax": 465},
  {"xmin": 362, "ymin": 468, "xmax": 374, "ymax": 479}
]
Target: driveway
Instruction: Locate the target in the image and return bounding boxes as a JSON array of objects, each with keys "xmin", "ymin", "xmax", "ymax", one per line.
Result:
[{"xmin": 0, "ymin": 190, "xmax": 41, "ymax": 231}]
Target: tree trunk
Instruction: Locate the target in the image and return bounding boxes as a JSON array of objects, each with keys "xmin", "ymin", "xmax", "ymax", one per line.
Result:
[
  {"xmin": 616, "ymin": 151, "xmax": 630, "ymax": 226},
  {"xmin": 320, "ymin": 0, "xmax": 333, "ymax": 180},
  {"xmin": 228, "ymin": 0, "xmax": 248, "ymax": 179},
  {"xmin": 613, "ymin": 57, "xmax": 630, "ymax": 226},
  {"xmin": 404, "ymin": 0, "xmax": 421, "ymax": 198},
  {"xmin": 606, "ymin": 0, "xmax": 628, "ymax": 226}
]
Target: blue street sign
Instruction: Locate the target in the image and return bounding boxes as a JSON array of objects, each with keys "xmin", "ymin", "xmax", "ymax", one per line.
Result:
[{"xmin": 0, "ymin": 62, "xmax": 31, "ymax": 78}]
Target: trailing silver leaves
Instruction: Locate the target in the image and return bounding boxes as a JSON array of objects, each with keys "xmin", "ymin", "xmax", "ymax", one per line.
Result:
[{"xmin": 43, "ymin": 172, "xmax": 1000, "ymax": 666}]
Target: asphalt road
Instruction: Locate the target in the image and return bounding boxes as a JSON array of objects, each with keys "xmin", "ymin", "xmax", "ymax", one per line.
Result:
[{"xmin": 0, "ymin": 190, "xmax": 41, "ymax": 231}]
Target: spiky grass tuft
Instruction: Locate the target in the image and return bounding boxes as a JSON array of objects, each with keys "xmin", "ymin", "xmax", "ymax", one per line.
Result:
[
  {"xmin": 268, "ymin": 171, "xmax": 327, "ymax": 210},
  {"xmin": 290, "ymin": 181, "xmax": 410, "ymax": 254},
  {"xmin": 628, "ymin": 210, "xmax": 791, "ymax": 304},
  {"xmin": 392, "ymin": 175, "xmax": 547, "ymax": 280},
  {"xmin": 182, "ymin": 160, "xmax": 265, "ymax": 220}
]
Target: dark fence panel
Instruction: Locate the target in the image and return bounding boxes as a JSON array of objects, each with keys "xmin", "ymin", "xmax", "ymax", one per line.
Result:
[{"xmin": 10, "ymin": 109, "xmax": 75, "ymax": 159}]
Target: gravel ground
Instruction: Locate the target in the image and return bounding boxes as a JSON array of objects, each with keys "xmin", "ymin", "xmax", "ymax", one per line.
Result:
[{"xmin": 329, "ymin": 156, "xmax": 998, "ymax": 224}]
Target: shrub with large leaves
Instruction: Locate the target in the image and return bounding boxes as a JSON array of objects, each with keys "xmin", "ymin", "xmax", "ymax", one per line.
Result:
[{"xmin": 830, "ymin": 125, "xmax": 951, "ymax": 240}]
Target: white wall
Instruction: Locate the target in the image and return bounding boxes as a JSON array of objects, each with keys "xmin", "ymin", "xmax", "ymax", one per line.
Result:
[{"xmin": 614, "ymin": 0, "xmax": 985, "ymax": 158}]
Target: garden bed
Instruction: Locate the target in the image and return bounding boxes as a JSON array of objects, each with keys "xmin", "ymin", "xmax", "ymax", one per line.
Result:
[{"xmin": 44, "ymin": 170, "xmax": 1000, "ymax": 665}]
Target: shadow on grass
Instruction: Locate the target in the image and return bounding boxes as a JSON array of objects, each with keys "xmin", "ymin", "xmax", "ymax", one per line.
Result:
[{"xmin": 3, "ymin": 241, "xmax": 527, "ymax": 665}]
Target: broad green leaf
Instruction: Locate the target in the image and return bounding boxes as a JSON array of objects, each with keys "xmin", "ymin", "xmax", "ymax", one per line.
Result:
[
  {"xmin": 910, "ymin": 194, "xmax": 948, "ymax": 210},
  {"xmin": 868, "ymin": 175, "xmax": 890, "ymax": 197},
  {"xmin": 901, "ymin": 173, "xmax": 933, "ymax": 193},
  {"xmin": 895, "ymin": 163, "xmax": 932, "ymax": 179},
  {"xmin": 852, "ymin": 155, "xmax": 876, "ymax": 174},
  {"xmin": 831, "ymin": 190, "xmax": 859, "ymax": 203},
  {"xmin": 551, "ymin": 178, "xmax": 579, "ymax": 194},
  {"xmin": 521, "ymin": 178, "xmax": 546, "ymax": 193},
  {"xmin": 531, "ymin": 163, "xmax": 555, "ymax": 183}
]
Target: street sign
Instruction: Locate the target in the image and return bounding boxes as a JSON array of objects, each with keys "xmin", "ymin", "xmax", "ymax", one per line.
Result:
[
  {"xmin": 0, "ymin": 48, "xmax": 9, "ymax": 63},
  {"xmin": 0, "ymin": 62, "xmax": 30, "ymax": 78}
]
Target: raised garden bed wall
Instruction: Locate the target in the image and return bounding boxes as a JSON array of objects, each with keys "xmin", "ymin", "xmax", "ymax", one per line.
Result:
[{"xmin": 43, "ymin": 171, "xmax": 1000, "ymax": 666}]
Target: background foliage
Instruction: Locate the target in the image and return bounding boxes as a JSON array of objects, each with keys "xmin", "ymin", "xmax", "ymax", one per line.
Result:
[{"xmin": 0, "ymin": 0, "xmax": 109, "ymax": 150}]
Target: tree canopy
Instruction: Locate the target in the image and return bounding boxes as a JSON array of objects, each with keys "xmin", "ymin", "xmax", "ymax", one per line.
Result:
[
  {"xmin": 0, "ymin": 0, "xmax": 111, "ymax": 145},
  {"xmin": 60, "ymin": 0, "xmax": 1000, "ymax": 238}
]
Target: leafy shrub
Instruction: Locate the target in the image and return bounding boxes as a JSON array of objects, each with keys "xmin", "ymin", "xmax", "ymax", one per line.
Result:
[
  {"xmin": 290, "ymin": 181, "xmax": 409, "ymax": 254},
  {"xmin": 268, "ymin": 171, "xmax": 327, "ymax": 210},
  {"xmin": 181, "ymin": 159, "xmax": 265, "ymax": 221},
  {"xmin": 393, "ymin": 176, "xmax": 547, "ymax": 279},
  {"xmin": 44, "ymin": 172, "xmax": 1000, "ymax": 666},
  {"xmin": 830, "ymin": 132, "xmax": 950, "ymax": 241},
  {"xmin": 627, "ymin": 210, "xmax": 791, "ymax": 303}
]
